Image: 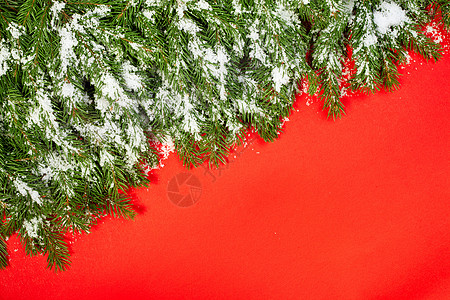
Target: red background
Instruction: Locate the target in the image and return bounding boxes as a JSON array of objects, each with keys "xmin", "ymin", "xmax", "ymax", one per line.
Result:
[{"xmin": 1, "ymin": 35, "xmax": 449, "ymax": 299}]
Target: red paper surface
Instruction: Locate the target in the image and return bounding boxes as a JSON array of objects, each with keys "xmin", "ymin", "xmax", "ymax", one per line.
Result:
[{"xmin": 1, "ymin": 34, "xmax": 449, "ymax": 299}]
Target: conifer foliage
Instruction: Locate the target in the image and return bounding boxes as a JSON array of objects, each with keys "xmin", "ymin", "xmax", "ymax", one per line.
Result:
[{"xmin": 0, "ymin": 0, "xmax": 448, "ymax": 270}]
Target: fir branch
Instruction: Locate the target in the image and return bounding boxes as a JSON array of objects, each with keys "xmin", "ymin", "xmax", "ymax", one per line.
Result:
[
  {"xmin": 0, "ymin": 234, "xmax": 8, "ymax": 269},
  {"xmin": 1, "ymin": 0, "xmax": 449, "ymax": 271}
]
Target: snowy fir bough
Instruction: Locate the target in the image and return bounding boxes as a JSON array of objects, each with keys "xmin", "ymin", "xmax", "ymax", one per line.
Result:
[{"xmin": 0, "ymin": 0, "xmax": 448, "ymax": 270}]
